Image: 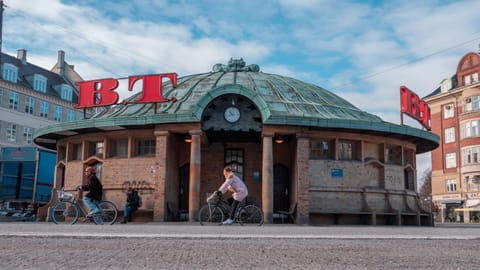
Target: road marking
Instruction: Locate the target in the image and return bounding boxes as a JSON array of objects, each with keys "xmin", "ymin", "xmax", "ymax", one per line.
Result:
[{"xmin": 1, "ymin": 232, "xmax": 479, "ymax": 240}]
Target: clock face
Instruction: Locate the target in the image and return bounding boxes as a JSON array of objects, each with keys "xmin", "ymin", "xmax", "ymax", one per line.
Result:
[{"xmin": 224, "ymin": 106, "xmax": 241, "ymax": 123}]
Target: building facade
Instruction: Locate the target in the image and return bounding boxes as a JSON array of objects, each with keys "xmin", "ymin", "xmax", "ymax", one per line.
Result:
[
  {"xmin": 34, "ymin": 59, "xmax": 438, "ymax": 225},
  {"xmin": 424, "ymin": 51, "xmax": 480, "ymax": 224},
  {"xmin": 0, "ymin": 49, "xmax": 83, "ymax": 204}
]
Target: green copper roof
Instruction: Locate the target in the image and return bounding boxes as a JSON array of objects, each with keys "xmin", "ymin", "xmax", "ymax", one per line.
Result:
[
  {"xmin": 34, "ymin": 58, "xmax": 439, "ymax": 153},
  {"xmin": 92, "ymin": 58, "xmax": 382, "ymax": 124}
]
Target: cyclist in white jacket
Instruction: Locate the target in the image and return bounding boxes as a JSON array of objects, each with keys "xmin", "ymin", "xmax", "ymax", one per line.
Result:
[{"xmin": 211, "ymin": 166, "xmax": 248, "ymax": 225}]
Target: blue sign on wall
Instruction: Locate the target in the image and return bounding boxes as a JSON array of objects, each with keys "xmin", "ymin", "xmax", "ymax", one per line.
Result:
[
  {"xmin": 331, "ymin": 168, "xmax": 343, "ymax": 178},
  {"xmin": 1, "ymin": 147, "xmax": 37, "ymax": 161}
]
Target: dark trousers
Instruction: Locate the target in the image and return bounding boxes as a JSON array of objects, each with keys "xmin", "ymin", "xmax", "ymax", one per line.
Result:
[
  {"xmin": 123, "ymin": 204, "xmax": 138, "ymax": 221},
  {"xmin": 230, "ymin": 200, "xmax": 240, "ymax": 220}
]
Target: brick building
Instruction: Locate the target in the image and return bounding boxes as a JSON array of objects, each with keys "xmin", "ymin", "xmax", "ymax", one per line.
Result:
[
  {"xmin": 424, "ymin": 51, "xmax": 480, "ymax": 224},
  {"xmin": 34, "ymin": 58, "xmax": 438, "ymax": 225}
]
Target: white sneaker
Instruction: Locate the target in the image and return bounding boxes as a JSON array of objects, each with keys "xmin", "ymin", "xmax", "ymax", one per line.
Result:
[{"xmin": 222, "ymin": 218, "xmax": 234, "ymax": 225}]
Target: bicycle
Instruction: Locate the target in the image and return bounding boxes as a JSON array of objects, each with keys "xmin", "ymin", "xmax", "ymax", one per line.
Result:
[
  {"xmin": 198, "ymin": 193, "xmax": 264, "ymax": 226},
  {"xmin": 50, "ymin": 189, "xmax": 118, "ymax": 225}
]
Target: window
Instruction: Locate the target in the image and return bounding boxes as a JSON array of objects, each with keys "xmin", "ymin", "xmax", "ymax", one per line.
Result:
[
  {"xmin": 403, "ymin": 148, "xmax": 415, "ymax": 165},
  {"xmin": 474, "ymin": 96, "xmax": 480, "ymax": 111},
  {"xmin": 463, "ymin": 148, "xmax": 472, "ymax": 164},
  {"xmin": 54, "ymin": 105, "xmax": 62, "ymax": 122},
  {"xmin": 57, "ymin": 145, "xmax": 66, "ymax": 161},
  {"xmin": 88, "ymin": 141, "xmax": 104, "ymax": 158},
  {"xmin": 473, "ymin": 73, "xmax": 479, "ymax": 83},
  {"xmin": 109, "ymin": 139, "xmax": 128, "ymax": 157},
  {"xmin": 71, "ymin": 143, "xmax": 82, "ymax": 160},
  {"xmin": 135, "ymin": 138, "xmax": 155, "ymax": 156},
  {"xmin": 444, "ymin": 104, "xmax": 454, "ymax": 118},
  {"xmin": 465, "ymin": 75, "xmax": 472, "ymax": 85},
  {"xmin": 464, "ymin": 96, "xmax": 480, "ymax": 112},
  {"xmin": 386, "ymin": 145, "xmax": 402, "ymax": 165},
  {"xmin": 461, "ymin": 120, "xmax": 480, "ymax": 139},
  {"xmin": 225, "ymin": 149, "xmax": 244, "ymax": 180},
  {"xmin": 7, "ymin": 123, "xmax": 16, "ymax": 142},
  {"xmin": 444, "ymin": 127, "xmax": 455, "ymax": 143},
  {"xmin": 25, "ymin": 96, "xmax": 35, "ymax": 114},
  {"xmin": 338, "ymin": 140, "xmax": 359, "ymax": 160},
  {"xmin": 446, "ymin": 152, "xmax": 456, "ymax": 168},
  {"xmin": 466, "ymin": 121, "xmax": 471, "ymax": 137},
  {"xmin": 462, "ymin": 146, "xmax": 479, "ymax": 165},
  {"xmin": 2, "ymin": 63, "xmax": 18, "ymax": 83},
  {"xmin": 23, "ymin": 127, "xmax": 33, "ymax": 144},
  {"xmin": 40, "ymin": 101, "xmax": 49, "ymax": 118},
  {"xmin": 310, "ymin": 139, "xmax": 333, "ymax": 159},
  {"xmin": 441, "ymin": 79, "xmax": 452, "ymax": 92},
  {"xmin": 67, "ymin": 109, "xmax": 75, "ymax": 122},
  {"xmin": 60, "ymin": 85, "xmax": 73, "ymax": 101},
  {"xmin": 33, "ymin": 74, "xmax": 47, "ymax": 93},
  {"xmin": 446, "ymin": 179, "xmax": 457, "ymax": 192},
  {"xmin": 9, "ymin": 91, "xmax": 19, "ymax": 111}
]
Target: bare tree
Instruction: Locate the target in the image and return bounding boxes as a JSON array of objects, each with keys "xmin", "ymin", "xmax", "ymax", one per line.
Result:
[{"xmin": 418, "ymin": 169, "xmax": 432, "ymax": 212}]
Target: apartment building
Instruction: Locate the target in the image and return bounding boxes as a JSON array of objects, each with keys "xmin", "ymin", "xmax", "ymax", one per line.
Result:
[
  {"xmin": 424, "ymin": 51, "xmax": 480, "ymax": 223},
  {"xmin": 0, "ymin": 49, "xmax": 83, "ymax": 203}
]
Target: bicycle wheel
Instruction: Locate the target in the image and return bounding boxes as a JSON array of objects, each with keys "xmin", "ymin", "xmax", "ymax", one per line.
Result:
[
  {"xmin": 238, "ymin": 205, "xmax": 264, "ymax": 226},
  {"xmin": 97, "ymin": 200, "xmax": 118, "ymax": 225},
  {"xmin": 198, "ymin": 204, "xmax": 225, "ymax": 225},
  {"xmin": 50, "ymin": 201, "xmax": 79, "ymax": 224}
]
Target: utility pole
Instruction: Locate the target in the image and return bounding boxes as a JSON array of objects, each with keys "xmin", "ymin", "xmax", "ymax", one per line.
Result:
[{"xmin": 0, "ymin": 0, "xmax": 4, "ymax": 75}]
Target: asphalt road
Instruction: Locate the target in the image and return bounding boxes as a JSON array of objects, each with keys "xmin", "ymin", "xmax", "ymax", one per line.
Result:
[{"xmin": 0, "ymin": 222, "xmax": 479, "ymax": 270}]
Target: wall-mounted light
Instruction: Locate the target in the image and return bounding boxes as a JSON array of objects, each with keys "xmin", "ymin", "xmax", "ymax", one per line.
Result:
[
  {"xmin": 184, "ymin": 134, "xmax": 192, "ymax": 143},
  {"xmin": 274, "ymin": 137, "xmax": 284, "ymax": 144}
]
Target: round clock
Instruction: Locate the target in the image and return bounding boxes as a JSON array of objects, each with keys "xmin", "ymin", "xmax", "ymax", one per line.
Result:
[{"xmin": 224, "ymin": 106, "xmax": 241, "ymax": 123}]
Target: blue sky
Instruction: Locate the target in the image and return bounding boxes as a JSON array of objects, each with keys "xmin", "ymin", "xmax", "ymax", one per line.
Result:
[{"xmin": 3, "ymin": 0, "xmax": 480, "ymax": 181}]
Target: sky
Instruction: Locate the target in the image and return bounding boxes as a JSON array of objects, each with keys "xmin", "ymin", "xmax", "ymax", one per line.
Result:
[{"xmin": 2, "ymin": 0, "xmax": 480, "ymax": 184}]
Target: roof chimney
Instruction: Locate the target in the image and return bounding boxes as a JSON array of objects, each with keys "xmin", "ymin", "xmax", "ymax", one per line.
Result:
[
  {"xmin": 17, "ymin": 49, "xmax": 27, "ymax": 63},
  {"xmin": 58, "ymin": 50, "xmax": 65, "ymax": 77}
]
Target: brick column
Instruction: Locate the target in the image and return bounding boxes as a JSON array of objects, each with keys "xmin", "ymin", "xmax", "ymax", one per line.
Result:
[
  {"xmin": 153, "ymin": 130, "xmax": 169, "ymax": 222},
  {"xmin": 188, "ymin": 130, "xmax": 202, "ymax": 221},
  {"xmin": 262, "ymin": 133, "xmax": 274, "ymax": 224},
  {"xmin": 296, "ymin": 133, "xmax": 310, "ymax": 224}
]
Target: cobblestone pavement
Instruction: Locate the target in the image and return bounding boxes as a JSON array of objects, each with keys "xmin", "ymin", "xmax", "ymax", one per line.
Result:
[{"xmin": 0, "ymin": 222, "xmax": 479, "ymax": 269}]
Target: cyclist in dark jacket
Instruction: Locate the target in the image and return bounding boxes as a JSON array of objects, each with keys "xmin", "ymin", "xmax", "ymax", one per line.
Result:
[{"xmin": 79, "ymin": 166, "xmax": 103, "ymax": 216}]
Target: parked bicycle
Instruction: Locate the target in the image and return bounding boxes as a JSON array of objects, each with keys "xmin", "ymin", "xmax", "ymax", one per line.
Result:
[
  {"xmin": 198, "ymin": 193, "xmax": 263, "ymax": 226},
  {"xmin": 50, "ymin": 189, "xmax": 118, "ymax": 225}
]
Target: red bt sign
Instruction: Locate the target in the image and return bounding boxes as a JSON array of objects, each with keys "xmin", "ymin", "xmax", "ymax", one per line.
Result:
[
  {"xmin": 76, "ymin": 73, "xmax": 177, "ymax": 108},
  {"xmin": 400, "ymin": 85, "xmax": 431, "ymax": 131}
]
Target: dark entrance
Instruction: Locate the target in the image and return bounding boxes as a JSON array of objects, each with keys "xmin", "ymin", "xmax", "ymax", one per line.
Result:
[
  {"xmin": 273, "ymin": 164, "xmax": 290, "ymax": 212},
  {"xmin": 179, "ymin": 163, "xmax": 189, "ymax": 215}
]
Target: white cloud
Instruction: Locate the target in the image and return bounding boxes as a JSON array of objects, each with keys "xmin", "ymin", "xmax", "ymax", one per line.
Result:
[{"xmin": 5, "ymin": 0, "xmax": 480, "ymax": 182}]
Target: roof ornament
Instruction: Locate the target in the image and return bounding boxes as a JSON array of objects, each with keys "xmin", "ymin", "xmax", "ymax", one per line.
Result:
[{"xmin": 212, "ymin": 58, "xmax": 260, "ymax": 72}]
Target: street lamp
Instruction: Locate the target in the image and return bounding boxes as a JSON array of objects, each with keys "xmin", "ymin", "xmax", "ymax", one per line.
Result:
[{"xmin": 424, "ymin": 196, "xmax": 434, "ymax": 226}]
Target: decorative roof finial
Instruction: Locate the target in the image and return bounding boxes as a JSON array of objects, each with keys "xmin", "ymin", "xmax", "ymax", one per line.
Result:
[{"xmin": 212, "ymin": 58, "xmax": 260, "ymax": 72}]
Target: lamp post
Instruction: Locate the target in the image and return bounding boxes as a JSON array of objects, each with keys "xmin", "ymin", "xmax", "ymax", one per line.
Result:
[{"xmin": 424, "ymin": 196, "xmax": 434, "ymax": 226}]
